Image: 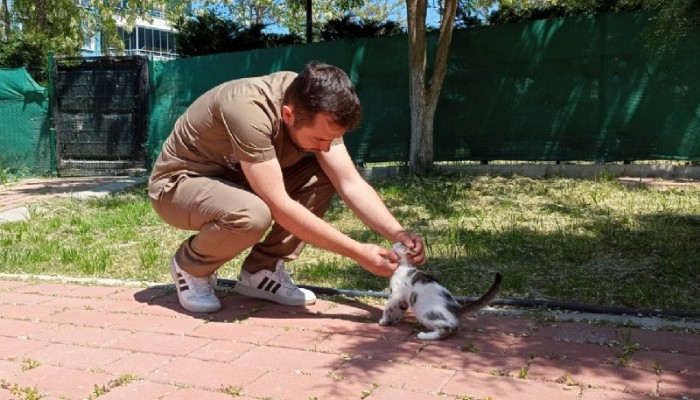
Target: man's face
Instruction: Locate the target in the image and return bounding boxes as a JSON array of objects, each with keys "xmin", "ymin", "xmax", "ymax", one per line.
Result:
[{"xmin": 282, "ymin": 106, "xmax": 345, "ymax": 153}]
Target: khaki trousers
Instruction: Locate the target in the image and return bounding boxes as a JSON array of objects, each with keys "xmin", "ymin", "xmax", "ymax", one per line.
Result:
[{"xmin": 150, "ymin": 156, "xmax": 336, "ymax": 277}]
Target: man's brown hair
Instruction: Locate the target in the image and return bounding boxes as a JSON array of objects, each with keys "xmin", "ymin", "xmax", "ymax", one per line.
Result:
[{"xmin": 283, "ymin": 61, "xmax": 362, "ymax": 130}]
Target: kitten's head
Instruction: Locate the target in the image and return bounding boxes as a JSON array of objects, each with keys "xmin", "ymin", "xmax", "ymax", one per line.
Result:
[{"xmin": 391, "ymin": 242, "xmax": 414, "ymax": 258}]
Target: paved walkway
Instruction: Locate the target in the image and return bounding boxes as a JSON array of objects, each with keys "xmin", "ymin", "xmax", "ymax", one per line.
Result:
[
  {"xmin": 0, "ymin": 277, "xmax": 698, "ymax": 400},
  {"xmin": 0, "ymin": 176, "xmax": 147, "ymax": 223}
]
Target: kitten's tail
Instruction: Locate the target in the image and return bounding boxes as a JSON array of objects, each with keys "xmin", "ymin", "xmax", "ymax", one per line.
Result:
[{"xmin": 459, "ymin": 272, "xmax": 502, "ymax": 316}]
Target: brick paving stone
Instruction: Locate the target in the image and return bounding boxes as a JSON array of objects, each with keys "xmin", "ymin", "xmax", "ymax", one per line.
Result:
[
  {"xmin": 509, "ymin": 336, "xmax": 618, "ymax": 363},
  {"xmin": 0, "ymin": 336, "xmax": 50, "ymax": 360},
  {"xmin": 630, "ymin": 328, "xmax": 700, "ymax": 356},
  {"xmin": 24, "ymin": 343, "xmax": 131, "ymax": 370},
  {"xmin": 528, "ymin": 357, "xmax": 658, "ymax": 395},
  {"xmin": 0, "ymin": 388, "xmax": 12, "ymax": 400},
  {"xmin": 187, "ymin": 339, "xmax": 257, "ymax": 363},
  {"xmin": 442, "ymin": 370, "xmax": 580, "ymax": 400},
  {"xmin": 63, "ymin": 284, "xmax": 124, "ymax": 298},
  {"xmin": 108, "ymin": 313, "xmax": 206, "ymax": 335},
  {"xmin": 43, "ymin": 308, "xmax": 134, "ymax": 328},
  {"xmin": 318, "ymin": 300, "xmax": 384, "ymax": 320},
  {"xmin": 630, "ymin": 350, "xmax": 700, "ymax": 376},
  {"xmin": 462, "ymin": 314, "xmax": 537, "ymax": 337},
  {"xmin": 580, "ymin": 387, "xmax": 655, "ymax": 399},
  {"xmin": 100, "ymin": 352, "xmax": 173, "ymax": 376},
  {"xmin": 139, "ymin": 300, "xmax": 220, "ymax": 318},
  {"xmin": 533, "ymin": 322, "xmax": 619, "ymax": 345},
  {"xmin": 0, "ymin": 291, "xmax": 51, "ymax": 305},
  {"xmin": 146, "ymin": 357, "xmax": 266, "ymax": 389},
  {"xmin": 105, "ymin": 287, "xmax": 145, "ymax": 301},
  {"xmin": 31, "ymin": 324, "xmax": 131, "ymax": 348},
  {"xmin": 316, "ymin": 332, "xmax": 423, "ymax": 362},
  {"xmin": 245, "ymin": 309, "xmax": 337, "ymax": 330},
  {"xmin": 38, "ymin": 296, "xmax": 116, "ymax": 311},
  {"xmin": 200, "ymin": 296, "xmax": 280, "ymax": 322},
  {"xmin": 98, "ymin": 380, "xmax": 179, "ymax": 400},
  {"xmin": 130, "ymin": 286, "xmax": 171, "ymax": 305},
  {"xmin": 9, "ymin": 364, "xmax": 115, "ymax": 400},
  {"xmin": 412, "ymin": 343, "xmax": 529, "ymax": 376},
  {"xmin": 206, "ymin": 293, "xmax": 273, "ymax": 313},
  {"xmin": 365, "ymin": 386, "xmax": 446, "ymax": 399},
  {"xmin": 11, "ymin": 282, "xmax": 77, "ymax": 296},
  {"xmin": 332, "ymin": 357, "xmax": 456, "ymax": 393},
  {"xmin": 0, "ymin": 359, "xmax": 22, "ymax": 379},
  {"xmin": 108, "ymin": 331, "xmax": 211, "ymax": 356},
  {"xmin": 256, "ymin": 327, "xmax": 328, "ymax": 351},
  {"xmin": 0, "ymin": 319, "xmax": 57, "ymax": 338},
  {"xmin": 658, "ymin": 371, "xmax": 700, "ymax": 399},
  {"xmin": 244, "ymin": 370, "xmax": 374, "ymax": 400},
  {"xmin": 233, "ymin": 344, "xmax": 344, "ymax": 376},
  {"xmin": 0, "ymin": 280, "xmax": 29, "ymax": 290},
  {"xmin": 189, "ymin": 320, "xmax": 282, "ymax": 343},
  {"xmin": 167, "ymin": 387, "xmax": 256, "ymax": 400},
  {"xmin": 319, "ymin": 317, "xmax": 415, "ymax": 340},
  {"xmin": 409, "ymin": 330, "xmax": 516, "ymax": 354},
  {"xmin": 271, "ymin": 297, "xmax": 338, "ymax": 314},
  {"xmin": 0, "ymin": 304, "xmax": 60, "ymax": 320}
]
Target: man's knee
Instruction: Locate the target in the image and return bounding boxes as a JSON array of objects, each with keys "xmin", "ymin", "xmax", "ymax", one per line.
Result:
[{"xmin": 220, "ymin": 199, "xmax": 272, "ymax": 239}]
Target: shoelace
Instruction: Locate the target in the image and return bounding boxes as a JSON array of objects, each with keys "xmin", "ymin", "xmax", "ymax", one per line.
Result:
[
  {"xmin": 272, "ymin": 261, "xmax": 295, "ymax": 285},
  {"xmin": 188, "ymin": 273, "xmax": 214, "ymax": 296}
]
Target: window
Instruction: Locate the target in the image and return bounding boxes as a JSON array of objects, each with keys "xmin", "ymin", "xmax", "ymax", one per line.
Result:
[
  {"xmin": 118, "ymin": 26, "xmax": 177, "ymax": 59},
  {"xmin": 82, "ymin": 36, "xmax": 96, "ymax": 51}
]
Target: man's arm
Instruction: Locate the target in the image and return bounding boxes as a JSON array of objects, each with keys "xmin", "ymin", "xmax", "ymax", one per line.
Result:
[
  {"xmin": 316, "ymin": 143, "xmax": 425, "ymax": 265},
  {"xmin": 240, "ymin": 157, "xmax": 398, "ymax": 276}
]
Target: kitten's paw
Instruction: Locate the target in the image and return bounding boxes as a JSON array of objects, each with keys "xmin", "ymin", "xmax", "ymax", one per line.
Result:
[
  {"xmin": 416, "ymin": 331, "xmax": 440, "ymax": 341},
  {"xmin": 379, "ymin": 318, "xmax": 398, "ymax": 326}
]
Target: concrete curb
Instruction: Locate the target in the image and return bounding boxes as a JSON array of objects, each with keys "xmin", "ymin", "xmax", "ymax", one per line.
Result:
[{"xmin": 359, "ymin": 164, "xmax": 700, "ymax": 180}]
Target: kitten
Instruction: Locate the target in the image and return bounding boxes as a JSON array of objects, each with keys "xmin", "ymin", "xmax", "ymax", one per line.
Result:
[{"xmin": 379, "ymin": 242, "xmax": 502, "ymax": 340}]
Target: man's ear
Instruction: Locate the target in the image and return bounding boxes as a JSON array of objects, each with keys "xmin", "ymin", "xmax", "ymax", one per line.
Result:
[{"xmin": 282, "ymin": 105, "xmax": 294, "ymax": 126}]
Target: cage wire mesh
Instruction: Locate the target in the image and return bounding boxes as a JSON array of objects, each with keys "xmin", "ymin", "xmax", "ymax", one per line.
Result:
[{"xmin": 52, "ymin": 56, "xmax": 148, "ymax": 177}]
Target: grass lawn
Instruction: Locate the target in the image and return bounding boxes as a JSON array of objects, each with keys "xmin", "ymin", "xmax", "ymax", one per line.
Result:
[{"xmin": 1, "ymin": 173, "xmax": 699, "ymax": 312}]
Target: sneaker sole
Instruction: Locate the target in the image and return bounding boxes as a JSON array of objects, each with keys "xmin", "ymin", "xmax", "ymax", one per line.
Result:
[
  {"xmin": 234, "ymin": 283, "xmax": 316, "ymax": 306},
  {"xmin": 169, "ymin": 264, "xmax": 222, "ymax": 313}
]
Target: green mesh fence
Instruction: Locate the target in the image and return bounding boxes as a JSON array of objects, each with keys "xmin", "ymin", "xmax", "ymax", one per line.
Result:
[
  {"xmin": 436, "ymin": 12, "xmax": 700, "ymax": 162},
  {"xmin": 0, "ymin": 68, "xmax": 52, "ymax": 175},
  {"xmin": 2, "ymin": 11, "xmax": 699, "ymax": 177},
  {"xmin": 146, "ymin": 36, "xmax": 411, "ymax": 165},
  {"xmin": 148, "ymin": 11, "xmax": 700, "ymax": 165}
]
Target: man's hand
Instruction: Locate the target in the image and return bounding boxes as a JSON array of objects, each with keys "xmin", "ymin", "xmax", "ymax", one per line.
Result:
[
  {"xmin": 394, "ymin": 231, "xmax": 426, "ymax": 266},
  {"xmin": 354, "ymin": 243, "xmax": 400, "ymax": 277}
]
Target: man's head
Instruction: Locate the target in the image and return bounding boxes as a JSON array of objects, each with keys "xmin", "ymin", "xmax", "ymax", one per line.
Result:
[{"xmin": 282, "ymin": 62, "xmax": 362, "ymax": 152}]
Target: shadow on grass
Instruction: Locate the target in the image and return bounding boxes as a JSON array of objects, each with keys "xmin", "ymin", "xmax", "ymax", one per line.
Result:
[{"xmin": 323, "ymin": 206, "xmax": 700, "ymax": 312}]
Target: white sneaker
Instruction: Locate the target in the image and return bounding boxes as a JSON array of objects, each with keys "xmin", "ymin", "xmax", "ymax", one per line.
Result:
[
  {"xmin": 170, "ymin": 258, "xmax": 222, "ymax": 313},
  {"xmin": 234, "ymin": 260, "xmax": 316, "ymax": 306}
]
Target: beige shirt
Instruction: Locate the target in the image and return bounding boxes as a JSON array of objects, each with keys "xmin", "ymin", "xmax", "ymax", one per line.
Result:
[{"xmin": 148, "ymin": 71, "xmax": 340, "ymax": 200}]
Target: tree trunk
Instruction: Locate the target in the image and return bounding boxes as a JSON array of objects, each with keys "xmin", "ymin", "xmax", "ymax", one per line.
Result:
[
  {"xmin": 406, "ymin": 0, "xmax": 457, "ymax": 175},
  {"xmin": 1, "ymin": 0, "xmax": 9, "ymax": 41}
]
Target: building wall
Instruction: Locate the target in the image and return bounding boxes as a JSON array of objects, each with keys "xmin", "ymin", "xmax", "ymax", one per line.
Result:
[{"xmin": 80, "ymin": 3, "xmax": 178, "ymax": 60}]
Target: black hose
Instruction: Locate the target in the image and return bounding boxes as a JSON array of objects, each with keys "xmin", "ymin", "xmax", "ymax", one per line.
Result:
[{"xmin": 216, "ymin": 279, "xmax": 700, "ymax": 320}]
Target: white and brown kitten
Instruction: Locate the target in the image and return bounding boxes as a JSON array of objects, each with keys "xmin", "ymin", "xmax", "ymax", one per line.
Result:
[{"xmin": 379, "ymin": 243, "xmax": 502, "ymax": 340}]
